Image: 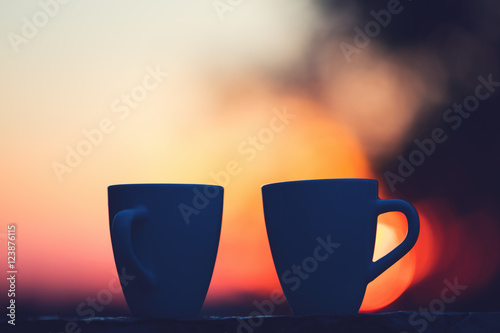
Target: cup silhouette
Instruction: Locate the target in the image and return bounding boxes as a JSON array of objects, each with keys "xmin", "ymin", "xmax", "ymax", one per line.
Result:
[
  {"xmin": 262, "ymin": 179, "xmax": 419, "ymax": 314},
  {"xmin": 108, "ymin": 184, "xmax": 223, "ymax": 318}
]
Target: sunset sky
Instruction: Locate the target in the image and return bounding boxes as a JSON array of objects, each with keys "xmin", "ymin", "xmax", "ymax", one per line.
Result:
[{"xmin": 2, "ymin": 0, "xmax": 499, "ymax": 316}]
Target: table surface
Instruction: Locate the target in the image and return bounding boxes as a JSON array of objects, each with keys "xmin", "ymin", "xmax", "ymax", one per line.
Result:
[{"xmin": 4, "ymin": 312, "xmax": 500, "ymax": 333}]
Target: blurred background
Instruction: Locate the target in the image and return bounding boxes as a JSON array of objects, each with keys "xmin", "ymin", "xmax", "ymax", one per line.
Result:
[{"xmin": 1, "ymin": 0, "xmax": 500, "ymax": 317}]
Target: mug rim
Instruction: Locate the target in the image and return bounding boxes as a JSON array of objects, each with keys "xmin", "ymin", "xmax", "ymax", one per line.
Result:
[
  {"xmin": 108, "ymin": 183, "xmax": 224, "ymax": 189},
  {"xmin": 261, "ymin": 178, "xmax": 377, "ymax": 189}
]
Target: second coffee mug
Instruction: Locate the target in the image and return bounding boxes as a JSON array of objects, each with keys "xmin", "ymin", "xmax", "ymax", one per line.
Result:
[
  {"xmin": 108, "ymin": 183, "xmax": 223, "ymax": 318},
  {"xmin": 262, "ymin": 178, "xmax": 419, "ymax": 314}
]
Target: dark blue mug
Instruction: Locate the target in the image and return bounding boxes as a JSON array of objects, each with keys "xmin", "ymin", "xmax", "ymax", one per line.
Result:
[
  {"xmin": 108, "ymin": 184, "xmax": 223, "ymax": 318},
  {"xmin": 262, "ymin": 179, "xmax": 419, "ymax": 314}
]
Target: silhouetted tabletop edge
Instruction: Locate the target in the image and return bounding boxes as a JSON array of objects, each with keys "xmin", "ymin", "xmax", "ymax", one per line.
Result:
[{"xmin": 3, "ymin": 312, "xmax": 500, "ymax": 332}]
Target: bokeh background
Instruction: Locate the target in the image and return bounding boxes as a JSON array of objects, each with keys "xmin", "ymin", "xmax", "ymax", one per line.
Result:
[{"xmin": 1, "ymin": 0, "xmax": 500, "ymax": 317}]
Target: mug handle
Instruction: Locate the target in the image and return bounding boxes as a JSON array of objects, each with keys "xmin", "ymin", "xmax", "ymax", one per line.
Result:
[
  {"xmin": 111, "ymin": 205, "xmax": 157, "ymax": 289},
  {"xmin": 368, "ymin": 199, "xmax": 420, "ymax": 283}
]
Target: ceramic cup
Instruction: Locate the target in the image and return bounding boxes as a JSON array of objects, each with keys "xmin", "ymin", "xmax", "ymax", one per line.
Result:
[
  {"xmin": 108, "ymin": 183, "xmax": 223, "ymax": 318},
  {"xmin": 262, "ymin": 179, "xmax": 419, "ymax": 314}
]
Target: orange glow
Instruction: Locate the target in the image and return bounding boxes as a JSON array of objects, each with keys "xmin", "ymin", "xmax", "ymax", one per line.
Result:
[
  {"xmin": 407, "ymin": 207, "xmax": 439, "ymax": 285},
  {"xmin": 0, "ymin": 92, "xmax": 440, "ymax": 313},
  {"xmin": 359, "ymin": 200, "xmax": 438, "ymax": 311},
  {"xmin": 2, "ymin": 0, "xmax": 493, "ymax": 316},
  {"xmin": 205, "ymin": 96, "xmax": 373, "ymax": 302},
  {"xmin": 202, "ymin": 95, "xmax": 437, "ymax": 312},
  {"xmin": 360, "ymin": 212, "xmax": 416, "ymax": 312}
]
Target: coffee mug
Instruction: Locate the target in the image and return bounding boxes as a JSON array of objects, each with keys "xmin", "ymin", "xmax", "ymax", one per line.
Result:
[
  {"xmin": 262, "ymin": 179, "xmax": 419, "ymax": 314},
  {"xmin": 108, "ymin": 183, "xmax": 223, "ymax": 318}
]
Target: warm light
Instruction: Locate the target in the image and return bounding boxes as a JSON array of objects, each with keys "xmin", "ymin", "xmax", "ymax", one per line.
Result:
[
  {"xmin": 0, "ymin": 1, "xmax": 477, "ymax": 314},
  {"xmin": 360, "ymin": 212, "xmax": 416, "ymax": 312},
  {"xmin": 205, "ymin": 96, "xmax": 373, "ymax": 302}
]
